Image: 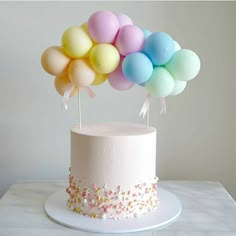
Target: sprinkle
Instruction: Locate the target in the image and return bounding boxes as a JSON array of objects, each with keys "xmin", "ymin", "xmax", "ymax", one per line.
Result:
[
  {"xmin": 95, "ymin": 188, "xmax": 101, "ymax": 194},
  {"xmin": 91, "ymin": 213, "xmax": 97, "ymax": 218},
  {"xmin": 75, "ymin": 207, "xmax": 82, "ymax": 214},
  {"xmin": 77, "ymin": 197, "xmax": 81, "ymax": 203},
  {"xmin": 104, "ymin": 206, "xmax": 110, "ymax": 213},
  {"xmin": 92, "ymin": 184, "xmax": 97, "ymax": 189},
  {"xmin": 103, "ymin": 184, "xmax": 108, "ymax": 189},
  {"xmin": 66, "ymin": 173, "xmax": 159, "ymax": 219}
]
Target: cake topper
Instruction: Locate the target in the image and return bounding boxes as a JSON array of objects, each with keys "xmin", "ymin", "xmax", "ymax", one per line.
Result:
[{"xmin": 41, "ymin": 10, "xmax": 200, "ymax": 128}]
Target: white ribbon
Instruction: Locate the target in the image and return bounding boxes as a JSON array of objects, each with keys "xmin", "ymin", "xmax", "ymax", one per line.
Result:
[
  {"xmin": 62, "ymin": 85, "xmax": 96, "ymax": 110},
  {"xmin": 84, "ymin": 87, "xmax": 96, "ymax": 99},
  {"xmin": 160, "ymin": 97, "xmax": 167, "ymax": 115},
  {"xmin": 62, "ymin": 83, "xmax": 75, "ymax": 110},
  {"xmin": 139, "ymin": 94, "xmax": 167, "ymax": 118},
  {"xmin": 139, "ymin": 93, "xmax": 152, "ymax": 118}
]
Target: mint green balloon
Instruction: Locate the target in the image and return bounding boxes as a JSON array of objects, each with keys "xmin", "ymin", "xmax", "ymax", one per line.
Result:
[
  {"xmin": 146, "ymin": 67, "xmax": 175, "ymax": 97},
  {"xmin": 165, "ymin": 49, "xmax": 200, "ymax": 81},
  {"xmin": 170, "ymin": 80, "xmax": 187, "ymax": 96}
]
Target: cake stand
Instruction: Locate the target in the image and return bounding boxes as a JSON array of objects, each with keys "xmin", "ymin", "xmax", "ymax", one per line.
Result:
[{"xmin": 45, "ymin": 187, "xmax": 182, "ymax": 233}]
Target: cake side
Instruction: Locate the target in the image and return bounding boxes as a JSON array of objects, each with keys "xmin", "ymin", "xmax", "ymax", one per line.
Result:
[{"xmin": 66, "ymin": 123, "xmax": 159, "ymax": 219}]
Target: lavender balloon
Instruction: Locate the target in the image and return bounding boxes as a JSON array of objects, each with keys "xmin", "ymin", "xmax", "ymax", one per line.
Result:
[
  {"xmin": 115, "ymin": 25, "xmax": 144, "ymax": 56},
  {"xmin": 116, "ymin": 13, "xmax": 133, "ymax": 28},
  {"xmin": 108, "ymin": 58, "xmax": 135, "ymax": 91},
  {"xmin": 88, "ymin": 11, "xmax": 119, "ymax": 43}
]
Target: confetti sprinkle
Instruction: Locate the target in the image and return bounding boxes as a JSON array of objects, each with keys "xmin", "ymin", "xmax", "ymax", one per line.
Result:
[{"xmin": 66, "ymin": 171, "xmax": 159, "ymax": 219}]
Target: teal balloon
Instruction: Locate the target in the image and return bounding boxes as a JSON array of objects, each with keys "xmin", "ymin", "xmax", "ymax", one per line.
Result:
[
  {"xmin": 170, "ymin": 80, "xmax": 187, "ymax": 96},
  {"xmin": 165, "ymin": 49, "xmax": 200, "ymax": 81},
  {"xmin": 146, "ymin": 67, "xmax": 175, "ymax": 97},
  {"xmin": 122, "ymin": 52, "xmax": 153, "ymax": 84},
  {"xmin": 143, "ymin": 32, "xmax": 175, "ymax": 66}
]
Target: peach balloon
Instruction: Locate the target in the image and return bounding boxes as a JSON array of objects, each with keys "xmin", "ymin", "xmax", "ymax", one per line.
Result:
[
  {"xmin": 68, "ymin": 59, "xmax": 96, "ymax": 87},
  {"xmin": 54, "ymin": 73, "xmax": 77, "ymax": 97},
  {"xmin": 41, "ymin": 46, "xmax": 71, "ymax": 76}
]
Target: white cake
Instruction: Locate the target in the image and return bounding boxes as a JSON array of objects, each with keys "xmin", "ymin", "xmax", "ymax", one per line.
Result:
[{"xmin": 66, "ymin": 123, "xmax": 159, "ymax": 219}]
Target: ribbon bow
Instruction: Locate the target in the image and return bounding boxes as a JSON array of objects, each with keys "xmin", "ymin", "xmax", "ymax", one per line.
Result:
[
  {"xmin": 139, "ymin": 93, "xmax": 167, "ymax": 118},
  {"xmin": 62, "ymin": 83, "xmax": 96, "ymax": 110}
]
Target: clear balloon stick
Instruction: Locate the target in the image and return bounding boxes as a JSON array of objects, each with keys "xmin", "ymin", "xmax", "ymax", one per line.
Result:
[
  {"xmin": 78, "ymin": 92, "xmax": 82, "ymax": 129},
  {"xmin": 146, "ymin": 107, "xmax": 149, "ymax": 128}
]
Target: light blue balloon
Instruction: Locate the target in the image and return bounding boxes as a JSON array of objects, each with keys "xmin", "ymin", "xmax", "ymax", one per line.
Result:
[
  {"xmin": 143, "ymin": 32, "xmax": 175, "ymax": 66},
  {"xmin": 142, "ymin": 29, "xmax": 152, "ymax": 39},
  {"xmin": 138, "ymin": 82, "xmax": 146, "ymax": 87},
  {"xmin": 122, "ymin": 52, "xmax": 153, "ymax": 84}
]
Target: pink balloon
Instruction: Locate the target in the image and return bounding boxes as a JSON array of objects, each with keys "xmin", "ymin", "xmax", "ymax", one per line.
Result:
[
  {"xmin": 116, "ymin": 13, "xmax": 133, "ymax": 28},
  {"xmin": 115, "ymin": 25, "xmax": 144, "ymax": 56},
  {"xmin": 88, "ymin": 11, "xmax": 119, "ymax": 43},
  {"xmin": 108, "ymin": 58, "xmax": 135, "ymax": 91}
]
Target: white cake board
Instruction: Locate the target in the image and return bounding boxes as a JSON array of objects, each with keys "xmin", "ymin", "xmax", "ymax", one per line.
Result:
[{"xmin": 45, "ymin": 188, "xmax": 181, "ymax": 233}]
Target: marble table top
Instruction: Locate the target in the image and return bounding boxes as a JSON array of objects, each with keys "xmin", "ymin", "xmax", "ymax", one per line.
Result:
[{"xmin": 0, "ymin": 181, "xmax": 235, "ymax": 236}]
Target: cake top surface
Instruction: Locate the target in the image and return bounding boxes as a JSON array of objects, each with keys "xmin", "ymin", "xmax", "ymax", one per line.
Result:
[{"xmin": 71, "ymin": 122, "xmax": 156, "ymax": 137}]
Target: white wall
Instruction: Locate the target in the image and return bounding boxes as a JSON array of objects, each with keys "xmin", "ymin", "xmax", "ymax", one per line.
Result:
[{"xmin": 0, "ymin": 2, "xmax": 235, "ymax": 200}]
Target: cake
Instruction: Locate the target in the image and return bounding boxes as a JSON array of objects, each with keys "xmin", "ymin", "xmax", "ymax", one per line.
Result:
[
  {"xmin": 41, "ymin": 9, "xmax": 200, "ymax": 222},
  {"xmin": 66, "ymin": 123, "xmax": 159, "ymax": 219}
]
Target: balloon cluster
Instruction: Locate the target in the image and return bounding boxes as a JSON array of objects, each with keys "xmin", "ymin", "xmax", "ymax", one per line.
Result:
[{"xmin": 41, "ymin": 10, "xmax": 200, "ymax": 107}]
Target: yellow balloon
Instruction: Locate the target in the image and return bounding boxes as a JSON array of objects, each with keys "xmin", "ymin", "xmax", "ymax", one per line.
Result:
[
  {"xmin": 92, "ymin": 73, "xmax": 107, "ymax": 86},
  {"xmin": 89, "ymin": 44, "xmax": 120, "ymax": 74},
  {"xmin": 54, "ymin": 73, "xmax": 77, "ymax": 97},
  {"xmin": 62, "ymin": 26, "xmax": 93, "ymax": 58},
  {"xmin": 41, "ymin": 46, "xmax": 71, "ymax": 76},
  {"xmin": 68, "ymin": 59, "xmax": 95, "ymax": 87},
  {"xmin": 81, "ymin": 22, "xmax": 96, "ymax": 44},
  {"xmin": 81, "ymin": 22, "xmax": 89, "ymax": 33}
]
